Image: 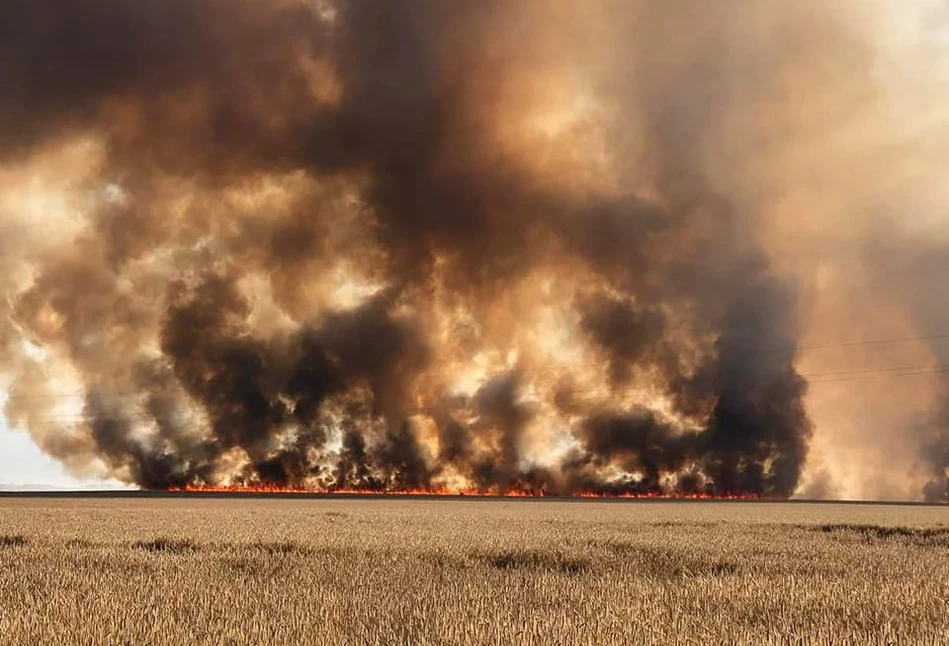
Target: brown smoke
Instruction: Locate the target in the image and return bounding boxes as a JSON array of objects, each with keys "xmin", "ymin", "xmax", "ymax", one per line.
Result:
[{"xmin": 1, "ymin": 1, "xmax": 947, "ymax": 499}]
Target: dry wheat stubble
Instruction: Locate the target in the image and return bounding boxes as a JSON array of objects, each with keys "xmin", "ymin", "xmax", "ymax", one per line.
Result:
[{"xmin": 0, "ymin": 498, "xmax": 947, "ymax": 645}]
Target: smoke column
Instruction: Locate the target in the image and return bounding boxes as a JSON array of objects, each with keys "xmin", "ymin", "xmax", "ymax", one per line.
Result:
[{"xmin": 0, "ymin": 1, "xmax": 947, "ymax": 498}]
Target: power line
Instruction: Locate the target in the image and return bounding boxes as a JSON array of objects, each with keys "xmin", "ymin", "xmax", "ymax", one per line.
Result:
[
  {"xmin": 6, "ymin": 362, "xmax": 949, "ymax": 405},
  {"xmin": 808, "ymin": 367, "xmax": 949, "ymax": 385},
  {"xmin": 3, "ymin": 332, "xmax": 949, "ymax": 405},
  {"xmin": 798, "ymin": 333, "xmax": 949, "ymax": 351},
  {"xmin": 6, "ymin": 364, "xmax": 949, "ymax": 424},
  {"xmin": 803, "ymin": 363, "xmax": 949, "ymax": 379}
]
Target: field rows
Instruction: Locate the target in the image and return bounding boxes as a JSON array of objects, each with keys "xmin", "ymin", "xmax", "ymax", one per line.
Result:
[{"xmin": 1, "ymin": 499, "xmax": 947, "ymax": 645}]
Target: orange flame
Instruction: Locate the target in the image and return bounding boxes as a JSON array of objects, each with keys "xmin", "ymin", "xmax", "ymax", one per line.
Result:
[{"xmin": 167, "ymin": 483, "xmax": 764, "ymax": 500}]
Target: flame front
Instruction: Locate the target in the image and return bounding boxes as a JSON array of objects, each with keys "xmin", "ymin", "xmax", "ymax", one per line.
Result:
[{"xmin": 168, "ymin": 483, "xmax": 763, "ymax": 501}]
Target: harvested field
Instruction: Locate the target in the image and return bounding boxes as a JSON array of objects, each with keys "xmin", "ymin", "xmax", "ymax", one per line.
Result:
[{"xmin": 0, "ymin": 497, "xmax": 947, "ymax": 645}]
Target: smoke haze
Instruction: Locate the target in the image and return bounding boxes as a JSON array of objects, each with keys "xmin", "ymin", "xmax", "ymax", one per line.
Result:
[{"xmin": 1, "ymin": 1, "xmax": 948, "ymax": 499}]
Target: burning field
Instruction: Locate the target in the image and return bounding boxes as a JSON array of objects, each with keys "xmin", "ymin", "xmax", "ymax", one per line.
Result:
[
  {"xmin": 1, "ymin": 496, "xmax": 947, "ymax": 646},
  {"xmin": 3, "ymin": 1, "xmax": 949, "ymax": 502},
  {"xmin": 5, "ymin": 2, "xmax": 949, "ymax": 644}
]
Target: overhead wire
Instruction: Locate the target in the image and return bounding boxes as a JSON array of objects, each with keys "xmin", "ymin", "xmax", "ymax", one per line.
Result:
[{"xmin": 3, "ymin": 332, "xmax": 949, "ymax": 421}]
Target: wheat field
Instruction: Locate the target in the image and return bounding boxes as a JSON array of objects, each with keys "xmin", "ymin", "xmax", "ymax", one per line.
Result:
[{"xmin": 0, "ymin": 497, "xmax": 947, "ymax": 646}]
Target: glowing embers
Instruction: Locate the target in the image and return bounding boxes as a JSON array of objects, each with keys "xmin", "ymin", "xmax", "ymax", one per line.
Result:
[
  {"xmin": 571, "ymin": 491, "xmax": 762, "ymax": 500},
  {"xmin": 167, "ymin": 482, "xmax": 763, "ymax": 500},
  {"xmin": 167, "ymin": 483, "xmax": 544, "ymax": 496}
]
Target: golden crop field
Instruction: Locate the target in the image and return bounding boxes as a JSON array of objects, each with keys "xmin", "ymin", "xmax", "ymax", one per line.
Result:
[{"xmin": 0, "ymin": 497, "xmax": 947, "ymax": 646}]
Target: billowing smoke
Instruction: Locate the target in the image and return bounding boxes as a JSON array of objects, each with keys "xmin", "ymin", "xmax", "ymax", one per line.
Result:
[{"xmin": 1, "ymin": 1, "xmax": 947, "ymax": 499}]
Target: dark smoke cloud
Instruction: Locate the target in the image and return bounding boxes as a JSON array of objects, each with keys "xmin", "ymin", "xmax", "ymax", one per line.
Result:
[
  {"xmin": 579, "ymin": 293, "xmax": 664, "ymax": 387},
  {"xmin": 702, "ymin": 276, "xmax": 810, "ymax": 495},
  {"xmin": 4, "ymin": 0, "xmax": 936, "ymax": 498}
]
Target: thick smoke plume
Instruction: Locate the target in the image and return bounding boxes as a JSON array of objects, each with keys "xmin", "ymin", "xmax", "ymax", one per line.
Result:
[{"xmin": 1, "ymin": 1, "xmax": 947, "ymax": 499}]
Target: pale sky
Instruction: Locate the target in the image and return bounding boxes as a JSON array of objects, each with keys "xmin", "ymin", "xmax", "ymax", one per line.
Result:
[
  {"xmin": 0, "ymin": 421, "xmax": 86, "ymax": 488},
  {"xmin": 0, "ymin": 415, "xmax": 124, "ymax": 489}
]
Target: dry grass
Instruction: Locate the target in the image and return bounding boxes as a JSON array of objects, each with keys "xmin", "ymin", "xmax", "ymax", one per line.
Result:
[{"xmin": 0, "ymin": 498, "xmax": 947, "ymax": 645}]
